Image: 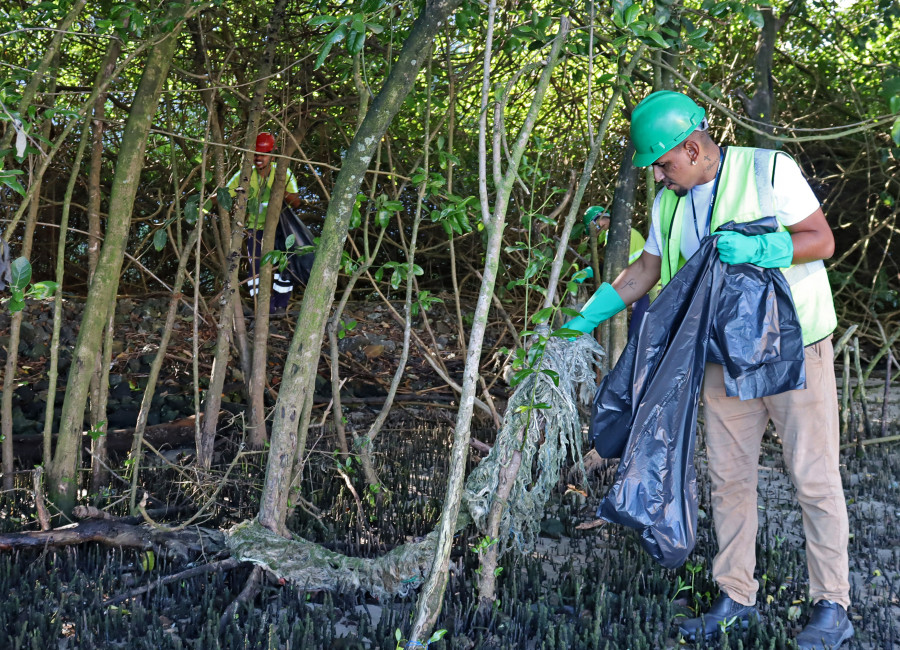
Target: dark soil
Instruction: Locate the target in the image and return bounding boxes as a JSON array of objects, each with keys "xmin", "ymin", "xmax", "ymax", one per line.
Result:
[{"xmin": 0, "ymin": 298, "xmax": 897, "ymax": 648}]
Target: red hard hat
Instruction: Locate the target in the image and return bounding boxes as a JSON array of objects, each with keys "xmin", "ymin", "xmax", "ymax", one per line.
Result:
[{"xmin": 255, "ymin": 132, "xmax": 275, "ymax": 153}]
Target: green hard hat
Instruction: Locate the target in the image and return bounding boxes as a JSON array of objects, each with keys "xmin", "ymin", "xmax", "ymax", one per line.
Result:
[
  {"xmin": 582, "ymin": 205, "xmax": 609, "ymax": 230},
  {"xmin": 630, "ymin": 91, "xmax": 706, "ymax": 167}
]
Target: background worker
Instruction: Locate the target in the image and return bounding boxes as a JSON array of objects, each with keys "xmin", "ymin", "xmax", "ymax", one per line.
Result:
[
  {"xmin": 567, "ymin": 91, "xmax": 852, "ymax": 649},
  {"xmin": 213, "ymin": 132, "xmax": 302, "ymax": 314},
  {"xmin": 579, "ymin": 205, "xmax": 649, "ymax": 338}
]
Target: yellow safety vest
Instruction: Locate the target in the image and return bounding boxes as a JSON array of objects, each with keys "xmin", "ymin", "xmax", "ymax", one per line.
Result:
[{"xmin": 657, "ymin": 146, "xmax": 836, "ymax": 346}]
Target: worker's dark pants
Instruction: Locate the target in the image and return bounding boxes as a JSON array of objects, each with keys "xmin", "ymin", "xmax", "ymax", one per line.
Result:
[{"xmin": 246, "ymin": 229, "xmax": 293, "ymax": 312}]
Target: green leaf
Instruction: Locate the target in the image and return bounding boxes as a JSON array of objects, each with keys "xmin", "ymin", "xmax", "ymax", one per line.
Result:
[
  {"xmin": 140, "ymin": 550, "xmax": 155, "ymax": 572},
  {"xmin": 8, "ymin": 295, "xmax": 25, "ymax": 313},
  {"xmin": 217, "ymin": 187, "xmax": 232, "ymax": 211},
  {"xmin": 153, "ymin": 228, "xmax": 167, "ymax": 251},
  {"xmin": 624, "ymin": 4, "xmax": 641, "ymax": 25},
  {"xmin": 530, "ymin": 307, "xmax": 554, "ymax": 324},
  {"xmin": 510, "ymin": 368, "xmax": 535, "ymax": 387},
  {"xmin": 745, "ymin": 7, "xmax": 765, "ymax": 29},
  {"xmin": 261, "ymin": 250, "xmax": 283, "ymax": 267},
  {"xmin": 892, "ymin": 118, "xmax": 900, "ymax": 147},
  {"xmin": 644, "ymin": 29, "xmax": 670, "ymax": 48},
  {"xmin": 428, "ymin": 630, "xmax": 448, "ymax": 643},
  {"xmin": 27, "ymin": 281, "xmax": 58, "ymax": 300},
  {"xmin": 315, "ymin": 24, "xmax": 350, "ymax": 69},
  {"xmin": 347, "ymin": 29, "xmax": 365, "ymax": 55},
  {"xmin": 0, "ymin": 176, "xmax": 25, "ymax": 196},
  {"xmin": 315, "ymin": 43, "xmax": 334, "ymax": 70},
  {"xmin": 309, "ymin": 15, "xmax": 336, "ymax": 27},
  {"xmin": 891, "ymin": 96, "xmax": 900, "ymax": 114},
  {"xmin": 185, "ymin": 195, "xmax": 200, "ymax": 224},
  {"xmin": 550, "ymin": 327, "xmax": 583, "ymax": 338},
  {"xmin": 10, "ymin": 257, "xmax": 31, "ymax": 291},
  {"xmin": 285, "ymin": 234, "xmax": 296, "ymax": 249},
  {"xmin": 559, "ymin": 306, "xmax": 582, "ymax": 318},
  {"xmin": 540, "ymin": 369, "xmax": 560, "ymax": 386}
]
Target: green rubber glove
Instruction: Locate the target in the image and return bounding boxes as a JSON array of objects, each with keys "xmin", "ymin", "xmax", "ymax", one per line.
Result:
[
  {"xmin": 574, "ymin": 266, "xmax": 595, "ymax": 284},
  {"xmin": 564, "ymin": 282, "xmax": 626, "ymax": 334},
  {"xmin": 716, "ymin": 230, "xmax": 794, "ymax": 268}
]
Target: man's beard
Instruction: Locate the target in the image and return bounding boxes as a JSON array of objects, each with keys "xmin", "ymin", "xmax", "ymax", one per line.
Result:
[{"xmin": 673, "ymin": 187, "xmax": 688, "ymax": 198}]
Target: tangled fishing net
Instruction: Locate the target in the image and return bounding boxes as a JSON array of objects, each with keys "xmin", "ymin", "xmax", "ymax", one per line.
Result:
[
  {"xmin": 227, "ymin": 335, "xmax": 605, "ymax": 598},
  {"xmin": 462, "ymin": 335, "xmax": 605, "ymax": 553}
]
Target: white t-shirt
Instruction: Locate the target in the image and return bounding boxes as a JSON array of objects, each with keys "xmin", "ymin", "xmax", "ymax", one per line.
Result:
[{"xmin": 644, "ymin": 152, "xmax": 820, "ymax": 260}]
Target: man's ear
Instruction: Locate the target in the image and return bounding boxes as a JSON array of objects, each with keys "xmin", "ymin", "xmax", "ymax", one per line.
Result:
[{"xmin": 682, "ymin": 138, "xmax": 700, "ymax": 163}]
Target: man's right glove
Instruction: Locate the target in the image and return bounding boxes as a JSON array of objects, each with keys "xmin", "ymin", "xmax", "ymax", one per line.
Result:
[
  {"xmin": 716, "ymin": 230, "xmax": 794, "ymax": 268},
  {"xmin": 564, "ymin": 282, "xmax": 626, "ymax": 334}
]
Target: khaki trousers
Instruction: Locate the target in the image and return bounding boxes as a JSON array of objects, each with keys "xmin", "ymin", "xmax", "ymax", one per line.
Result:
[{"xmin": 702, "ymin": 336, "xmax": 850, "ymax": 609}]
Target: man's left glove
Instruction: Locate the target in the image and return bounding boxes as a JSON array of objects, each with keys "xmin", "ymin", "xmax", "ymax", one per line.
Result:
[
  {"xmin": 563, "ymin": 282, "xmax": 626, "ymax": 334},
  {"xmin": 716, "ymin": 230, "xmax": 794, "ymax": 268}
]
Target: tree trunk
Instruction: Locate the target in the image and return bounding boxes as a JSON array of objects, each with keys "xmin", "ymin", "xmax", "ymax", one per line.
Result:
[
  {"xmin": 86, "ymin": 33, "xmax": 124, "ymax": 488},
  {"xmin": 257, "ymin": 0, "xmax": 464, "ymax": 535},
  {"xmin": 48, "ymin": 5, "xmax": 190, "ymax": 517},
  {"xmin": 42, "ymin": 116, "xmax": 91, "ymax": 470},
  {"xmin": 198, "ymin": 0, "xmax": 290, "ymax": 467},
  {"xmin": 739, "ymin": 5, "xmax": 801, "ymax": 149},
  {"xmin": 247, "ymin": 120, "xmax": 308, "ymax": 449},
  {"xmin": 89, "ymin": 309, "xmax": 115, "ymax": 492},
  {"xmin": 1, "ymin": 72, "xmax": 57, "ymax": 488},
  {"xmin": 601, "ymin": 142, "xmax": 638, "ymax": 368},
  {"xmin": 128, "ymin": 227, "xmax": 201, "ymax": 513},
  {"xmin": 409, "ymin": 16, "xmax": 569, "ymax": 643},
  {"xmin": 745, "ymin": 7, "xmax": 778, "ymax": 149}
]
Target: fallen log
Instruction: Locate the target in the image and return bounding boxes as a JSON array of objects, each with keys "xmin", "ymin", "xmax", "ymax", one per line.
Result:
[
  {"xmin": 0, "ymin": 514, "xmax": 225, "ymax": 560},
  {"xmin": 12, "ymin": 416, "xmax": 199, "ymax": 463}
]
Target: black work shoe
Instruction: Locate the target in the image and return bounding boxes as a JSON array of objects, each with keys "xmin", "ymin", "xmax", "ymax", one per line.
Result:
[
  {"xmin": 795, "ymin": 600, "xmax": 854, "ymax": 649},
  {"xmin": 678, "ymin": 592, "xmax": 760, "ymax": 641}
]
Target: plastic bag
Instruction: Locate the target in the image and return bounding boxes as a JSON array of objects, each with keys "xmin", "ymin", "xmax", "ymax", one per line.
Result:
[
  {"xmin": 276, "ymin": 204, "xmax": 317, "ymax": 286},
  {"xmin": 591, "ymin": 217, "xmax": 805, "ymax": 568}
]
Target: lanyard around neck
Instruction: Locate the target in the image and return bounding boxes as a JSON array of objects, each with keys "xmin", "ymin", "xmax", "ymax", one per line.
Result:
[{"xmin": 690, "ymin": 146, "xmax": 726, "ymax": 241}]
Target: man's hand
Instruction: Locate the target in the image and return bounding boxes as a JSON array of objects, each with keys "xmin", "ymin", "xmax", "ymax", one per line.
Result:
[
  {"xmin": 716, "ymin": 230, "xmax": 793, "ymax": 268},
  {"xmin": 285, "ymin": 192, "xmax": 301, "ymax": 209}
]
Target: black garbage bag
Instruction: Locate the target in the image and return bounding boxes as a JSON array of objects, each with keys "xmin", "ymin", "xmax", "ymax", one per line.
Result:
[
  {"xmin": 591, "ymin": 217, "xmax": 805, "ymax": 569},
  {"xmin": 275, "ymin": 204, "xmax": 316, "ymax": 286}
]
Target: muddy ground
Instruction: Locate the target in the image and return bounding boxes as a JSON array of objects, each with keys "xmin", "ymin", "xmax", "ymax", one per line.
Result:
[{"xmin": 0, "ymin": 297, "xmax": 897, "ymax": 648}]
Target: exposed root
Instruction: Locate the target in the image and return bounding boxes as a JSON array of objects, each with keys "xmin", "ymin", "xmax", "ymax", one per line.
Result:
[
  {"xmin": 218, "ymin": 564, "xmax": 264, "ymax": 633},
  {"xmin": 105, "ymin": 557, "xmax": 242, "ymax": 606}
]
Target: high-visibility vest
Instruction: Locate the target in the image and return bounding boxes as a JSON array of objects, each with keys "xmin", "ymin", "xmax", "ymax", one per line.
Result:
[
  {"xmin": 657, "ymin": 146, "xmax": 836, "ymax": 346},
  {"xmin": 599, "ymin": 228, "xmax": 646, "ymax": 264},
  {"xmin": 226, "ymin": 163, "xmax": 299, "ymax": 230}
]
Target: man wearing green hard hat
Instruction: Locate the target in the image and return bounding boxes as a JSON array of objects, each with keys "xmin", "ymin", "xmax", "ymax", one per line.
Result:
[{"xmin": 568, "ymin": 91, "xmax": 851, "ymax": 648}]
